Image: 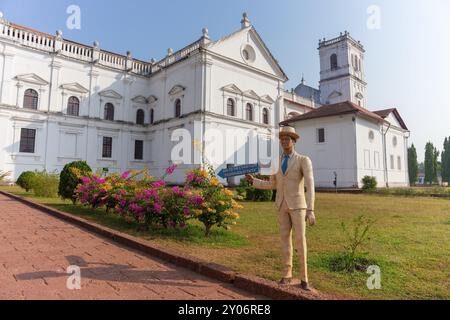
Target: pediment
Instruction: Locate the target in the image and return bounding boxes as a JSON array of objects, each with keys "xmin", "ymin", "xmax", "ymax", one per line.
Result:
[
  {"xmin": 328, "ymin": 91, "xmax": 342, "ymax": 99},
  {"xmin": 208, "ymin": 27, "xmax": 288, "ymax": 81},
  {"xmin": 98, "ymin": 89, "xmax": 123, "ymax": 99},
  {"xmin": 221, "ymin": 84, "xmax": 243, "ymax": 95},
  {"xmin": 147, "ymin": 95, "xmax": 158, "ymax": 104},
  {"xmin": 131, "ymin": 95, "xmax": 148, "ymax": 104},
  {"xmin": 261, "ymin": 94, "xmax": 275, "ymax": 104},
  {"xmin": 15, "ymin": 73, "xmax": 49, "ymax": 86},
  {"xmin": 168, "ymin": 85, "xmax": 186, "ymax": 96},
  {"xmin": 243, "ymin": 90, "xmax": 260, "ymax": 100},
  {"xmin": 60, "ymin": 82, "xmax": 89, "ymax": 94}
]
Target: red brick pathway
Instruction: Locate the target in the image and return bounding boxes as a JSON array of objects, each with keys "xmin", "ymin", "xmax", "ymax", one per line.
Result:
[{"xmin": 0, "ymin": 194, "xmax": 263, "ymax": 300}]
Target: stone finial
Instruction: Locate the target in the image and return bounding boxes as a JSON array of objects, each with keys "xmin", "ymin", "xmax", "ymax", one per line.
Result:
[
  {"xmin": 301, "ymin": 74, "xmax": 305, "ymax": 85},
  {"xmin": 126, "ymin": 51, "xmax": 132, "ymax": 58},
  {"xmin": 167, "ymin": 48, "xmax": 174, "ymax": 56},
  {"xmin": 202, "ymin": 27, "xmax": 209, "ymax": 39},
  {"xmin": 56, "ymin": 30, "xmax": 63, "ymax": 38},
  {"xmin": 241, "ymin": 12, "xmax": 251, "ymax": 29},
  {"xmin": 150, "ymin": 58, "xmax": 156, "ymax": 64},
  {"xmin": 93, "ymin": 41, "xmax": 99, "ymax": 48}
]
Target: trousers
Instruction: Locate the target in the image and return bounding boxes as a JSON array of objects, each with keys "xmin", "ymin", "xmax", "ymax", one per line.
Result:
[{"xmin": 277, "ymin": 199, "xmax": 308, "ymax": 282}]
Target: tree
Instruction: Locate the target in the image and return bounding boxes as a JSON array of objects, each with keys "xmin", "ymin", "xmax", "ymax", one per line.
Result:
[
  {"xmin": 58, "ymin": 161, "xmax": 92, "ymax": 204},
  {"xmin": 441, "ymin": 137, "xmax": 450, "ymax": 183},
  {"xmin": 433, "ymin": 147, "xmax": 440, "ymax": 184},
  {"xmin": 424, "ymin": 142, "xmax": 439, "ymax": 184},
  {"xmin": 408, "ymin": 144, "xmax": 419, "ymax": 186}
]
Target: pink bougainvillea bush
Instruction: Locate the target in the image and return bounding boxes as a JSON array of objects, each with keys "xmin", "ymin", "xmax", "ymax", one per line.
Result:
[{"xmin": 75, "ymin": 164, "xmax": 242, "ymax": 236}]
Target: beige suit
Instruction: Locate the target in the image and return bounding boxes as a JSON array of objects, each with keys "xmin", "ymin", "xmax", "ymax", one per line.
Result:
[{"xmin": 253, "ymin": 151, "xmax": 315, "ymax": 282}]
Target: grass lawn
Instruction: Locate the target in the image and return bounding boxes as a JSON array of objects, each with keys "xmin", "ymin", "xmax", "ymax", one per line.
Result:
[{"xmin": 1, "ymin": 186, "xmax": 449, "ymax": 300}]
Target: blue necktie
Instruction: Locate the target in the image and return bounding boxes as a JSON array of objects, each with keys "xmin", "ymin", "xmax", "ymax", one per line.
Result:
[{"xmin": 282, "ymin": 154, "xmax": 289, "ymax": 175}]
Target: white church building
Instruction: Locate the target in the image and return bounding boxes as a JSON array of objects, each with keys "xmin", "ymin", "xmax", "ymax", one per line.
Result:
[{"xmin": 0, "ymin": 12, "xmax": 410, "ymax": 188}]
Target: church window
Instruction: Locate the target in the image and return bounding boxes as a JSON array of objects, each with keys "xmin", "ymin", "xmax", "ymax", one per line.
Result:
[
  {"xmin": 330, "ymin": 54, "xmax": 338, "ymax": 70},
  {"xmin": 392, "ymin": 136, "xmax": 398, "ymax": 147},
  {"xmin": 19, "ymin": 128, "xmax": 36, "ymax": 153},
  {"xmin": 369, "ymin": 130, "xmax": 374, "ymax": 142},
  {"xmin": 175, "ymin": 99, "xmax": 182, "ymax": 118},
  {"xmin": 102, "ymin": 137, "xmax": 113, "ymax": 158},
  {"xmin": 390, "ymin": 155, "xmax": 395, "ymax": 170},
  {"xmin": 317, "ymin": 128, "xmax": 325, "ymax": 143},
  {"xmin": 397, "ymin": 156, "xmax": 402, "ymax": 170},
  {"xmin": 67, "ymin": 96, "xmax": 80, "ymax": 116},
  {"xmin": 227, "ymin": 98, "xmax": 235, "ymax": 116},
  {"xmin": 24, "ymin": 89, "xmax": 39, "ymax": 110},
  {"xmin": 245, "ymin": 103, "xmax": 253, "ymax": 121},
  {"xmin": 134, "ymin": 140, "xmax": 144, "ymax": 160},
  {"xmin": 262, "ymin": 108, "xmax": 269, "ymax": 124},
  {"xmin": 104, "ymin": 103, "xmax": 114, "ymax": 121},
  {"xmin": 136, "ymin": 109, "xmax": 145, "ymax": 125}
]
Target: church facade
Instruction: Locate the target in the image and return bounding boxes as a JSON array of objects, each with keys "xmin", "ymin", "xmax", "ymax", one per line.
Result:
[{"xmin": 0, "ymin": 13, "xmax": 409, "ymax": 188}]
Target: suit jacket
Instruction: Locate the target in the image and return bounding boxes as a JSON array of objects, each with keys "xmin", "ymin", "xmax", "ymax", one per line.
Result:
[{"xmin": 253, "ymin": 151, "xmax": 315, "ymax": 211}]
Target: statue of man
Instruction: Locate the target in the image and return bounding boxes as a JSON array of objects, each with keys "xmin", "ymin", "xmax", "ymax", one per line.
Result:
[{"xmin": 246, "ymin": 126, "xmax": 316, "ymax": 291}]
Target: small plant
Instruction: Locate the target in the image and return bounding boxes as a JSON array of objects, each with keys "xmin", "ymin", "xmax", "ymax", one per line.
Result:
[
  {"xmin": 237, "ymin": 175, "xmax": 273, "ymax": 202},
  {"xmin": 329, "ymin": 215, "xmax": 376, "ymax": 273},
  {"xmin": 16, "ymin": 171, "xmax": 36, "ymax": 192},
  {"xmin": 31, "ymin": 171, "xmax": 59, "ymax": 198},
  {"xmin": 58, "ymin": 161, "xmax": 92, "ymax": 204},
  {"xmin": 362, "ymin": 176, "xmax": 377, "ymax": 192}
]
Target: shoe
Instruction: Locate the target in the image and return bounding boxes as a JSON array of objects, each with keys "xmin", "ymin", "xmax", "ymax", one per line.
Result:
[
  {"xmin": 279, "ymin": 277, "xmax": 292, "ymax": 285},
  {"xmin": 300, "ymin": 281, "xmax": 311, "ymax": 291}
]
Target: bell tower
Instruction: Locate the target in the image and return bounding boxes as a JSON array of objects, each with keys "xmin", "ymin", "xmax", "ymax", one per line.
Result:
[{"xmin": 318, "ymin": 31, "xmax": 367, "ymax": 107}]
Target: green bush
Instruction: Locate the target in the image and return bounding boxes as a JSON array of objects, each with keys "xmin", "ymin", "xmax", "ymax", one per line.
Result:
[
  {"xmin": 362, "ymin": 176, "xmax": 377, "ymax": 191},
  {"xmin": 31, "ymin": 171, "xmax": 59, "ymax": 198},
  {"xmin": 238, "ymin": 175, "xmax": 273, "ymax": 202},
  {"xmin": 58, "ymin": 161, "xmax": 92, "ymax": 204},
  {"xmin": 16, "ymin": 171, "xmax": 36, "ymax": 192}
]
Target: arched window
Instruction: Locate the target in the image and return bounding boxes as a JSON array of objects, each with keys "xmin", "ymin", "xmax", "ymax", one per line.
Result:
[
  {"xmin": 104, "ymin": 103, "xmax": 114, "ymax": 121},
  {"xmin": 136, "ymin": 109, "xmax": 145, "ymax": 125},
  {"xmin": 150, "ymin": 109, "xmax": 154, "ymax": 124},
  {"xmin": 262, "ymin": 108, "xmax": 269, "ymax": 124},
  {"xmin": 245, "ymin": 103, "xmax": 253, "ymax": 121},
  {"xmin": 227, "ymin": 98, "xmax": 235, "ymax": 116},
  {"xmin": 330, "ymin": 54, "xmax": 338, "ymax": 70},
  {"xmin": 67, "ymin": 96, "xmax": 80, "ymax": 116},
  {"xmin": 23, "ymin": 89, "xmax": 39, "ymax": 110},
  {"xmin": 174, "ymin": 99, "xmax": 181, "ymax": 118}
]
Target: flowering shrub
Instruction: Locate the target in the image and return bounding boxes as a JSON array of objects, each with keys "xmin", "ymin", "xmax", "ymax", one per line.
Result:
[
  {"xmin": 75, "ymin": 163, "xmax": 243, "ymax": 236},
  {"xmin": 185, "ymin": 164, "xmax": 242, "ymax": 236}
]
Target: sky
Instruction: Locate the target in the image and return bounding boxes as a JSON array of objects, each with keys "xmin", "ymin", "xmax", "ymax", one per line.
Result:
[{"xmin": 1, "ymin": 0, "xmax": 449, "ymax": 162}]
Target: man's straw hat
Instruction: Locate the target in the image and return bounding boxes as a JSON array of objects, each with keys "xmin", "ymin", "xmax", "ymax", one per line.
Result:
[{"xmin": 278, "ymin": 126, "xmax": 300, "ymax": 141}]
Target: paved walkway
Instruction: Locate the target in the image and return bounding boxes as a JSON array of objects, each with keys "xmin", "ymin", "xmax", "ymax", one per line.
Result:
[{"xmin": 0, "ymin": 194, "xmax": 263, "ymax": 300}]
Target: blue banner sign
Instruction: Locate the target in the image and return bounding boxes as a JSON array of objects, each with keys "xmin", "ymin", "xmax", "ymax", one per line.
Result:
[{"xmin": 217, "ymin": 163, "xmax": 260, "ymax": 179}]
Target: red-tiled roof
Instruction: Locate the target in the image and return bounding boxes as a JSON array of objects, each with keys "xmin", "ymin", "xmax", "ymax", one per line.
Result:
[
  {"xmin": 280, "ymin": 101, "xmax": 384, "ymax": 125},
  {"xmin": 373, "ymin": 108, "xmax": 408, "ymax": 130}
]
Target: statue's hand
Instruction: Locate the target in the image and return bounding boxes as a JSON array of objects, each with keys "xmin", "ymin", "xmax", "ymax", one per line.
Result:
[{"xmin": 306, "ymin": 211, "xmax": 316, "ymax": 226}]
